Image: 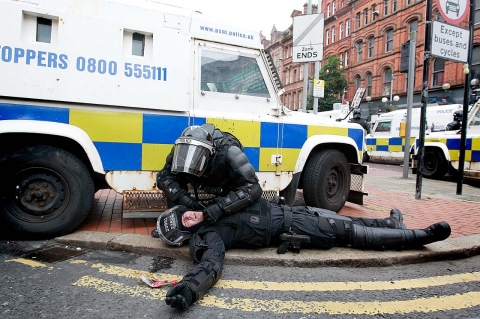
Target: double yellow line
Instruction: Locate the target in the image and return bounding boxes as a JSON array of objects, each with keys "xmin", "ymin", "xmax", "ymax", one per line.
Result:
[{"xmin": 8, "ymin": 258, "xmax": 480, "ymax": 315}]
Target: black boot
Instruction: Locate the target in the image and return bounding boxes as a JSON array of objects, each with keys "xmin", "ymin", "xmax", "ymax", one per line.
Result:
[
  {"xmin": 385, "ymin": 208, "xmax": 407, "ymax": 229},
  {"xmin": 349, "ymin": 221, "xmax": 451, "ymax": 250},
  {"xmin": 151, "ymin": 229, "xmax": 160, "ymax": 238},
  {"xmin": 351, "ymin": 209, "xmax": 406, "ymax": 229}
]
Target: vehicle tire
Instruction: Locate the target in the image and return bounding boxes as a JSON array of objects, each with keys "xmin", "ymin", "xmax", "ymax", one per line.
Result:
[
  {"xmin": 423, "ymin": 149, "xmax": 447, "ymax": 179},
  {"xmin": 362, "ymin": 151, "xmax": 370, "ymax": 163},
  {"xmin": 0, "ymin": 145, "xmax": 95, "ymax": 238},
  {"xmin": 303, "ymin": 149, "xmax": 351, "ymax": 212}
]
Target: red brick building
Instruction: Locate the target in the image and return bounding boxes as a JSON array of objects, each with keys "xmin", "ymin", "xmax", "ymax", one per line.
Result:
[{"xmin": 264, "ymin": 0, "xmax": 480, "ymax": 118}]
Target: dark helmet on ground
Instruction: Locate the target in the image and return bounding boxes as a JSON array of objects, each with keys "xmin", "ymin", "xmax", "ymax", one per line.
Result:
[
  {"xmin": 156, "ymin": 205, "xmax": 204, "ymax": 246},
  {"xmin": 352, "ymin": 108, "xmax": 362, "ymax": 119},
  {"xmin": 172, "ymin": 124, "xmax": 215, "ymax": 177},
  {"xmin": 453, "ymin": 110, "xmax": 462, "ymax": 121}
]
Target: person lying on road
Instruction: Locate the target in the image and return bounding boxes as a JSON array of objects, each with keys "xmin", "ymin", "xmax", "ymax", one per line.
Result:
[{"xmin": 154, "ymin": 201, "xmax": 451, "ymax": 310}]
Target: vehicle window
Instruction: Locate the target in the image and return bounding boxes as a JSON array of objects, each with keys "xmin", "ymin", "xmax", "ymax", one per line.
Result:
[
  {"xmin": 374, "ymin": 121, "xmax": 391, "ymax": 133},
  {"xmin": 201, "ymin": 49, "xmax": 270, "ymax": 98}
]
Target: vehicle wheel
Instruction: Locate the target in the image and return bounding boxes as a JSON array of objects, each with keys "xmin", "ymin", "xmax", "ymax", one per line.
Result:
[
  {"xmin": 363, "ymin": 151, "xmax": 370, "ymax": 163},
  {"xmin": 423, "ymin": 149, "xmax": 447, "ymax": 179},
  {"xmin": 0, "ymin": 145, "xmax": 95, "ymax": 238},
  {"xmin": 303, "ymin": 150, "xmax": 351, "ymax": 212}
]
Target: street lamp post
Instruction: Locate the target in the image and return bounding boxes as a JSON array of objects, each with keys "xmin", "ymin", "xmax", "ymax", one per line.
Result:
[{"xmin": 381, "ymin": 95, "xmax": 399, "ymax": 110}]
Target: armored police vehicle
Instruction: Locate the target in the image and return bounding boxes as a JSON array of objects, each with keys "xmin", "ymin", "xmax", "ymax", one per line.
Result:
[
  {"xmin": 365, "ymin": 104, "xmax": 463, "ymax": 164},
  {"xmin": 0, "ymin": 0, "xmax": 368, "ymax": 237},
  {"xmin": 412, "ymin": 101, "xmax": 480, "ymax": 179}
]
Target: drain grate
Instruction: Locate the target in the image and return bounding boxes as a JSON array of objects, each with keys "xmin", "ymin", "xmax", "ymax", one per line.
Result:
[{"xmin": 22, "ymin": 245, "xmax": 87, "ymax": 263}]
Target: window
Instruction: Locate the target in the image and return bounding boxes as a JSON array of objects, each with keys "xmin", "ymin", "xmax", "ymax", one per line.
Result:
[
  {"xmin": 393, "ymin": 0, "xmax": 397, "ymax": 12},
  {"xmin": 354, "ymin": 75, "xmax": 361, "ymax": 89},
  {"xmin": 471, "ymin": 46, "xmax": 480, "ymax": 82},
  {"xmin": 326, "ymin": 29, "xmax": 330, "ymax": 45},
  {"xmin": 132, "ymin": 33, "xmax": 145, "ymax": 56},
  {"xmin": 333, "ymin": 1, "xmax": 337, "ymax": 14},
  {"xmin": 36, "ymin": 17, "xmax": 52, "ymax": 43},
  {"xmin": 300, "ymin": 66, "xmax": 304, "ymax": 80},
  {"xmin": 385, "ymin": 29, "xmax": 394, "ymax": 52},
  {"xmin": 327, "ymin": 4, "xmax": 331, "ymax": 17},
  {"xmin": 475, "ymin": 0, "xmax": 480, "ymax": 25},
  {"xmin": 356, "ymin": 13, "xmax": 361, "ymax": 29},
  {"xmin": 384, "ymin": 0, "xmax": 389, "ymax": 15},
  {"xmin": 356, "ymin": 41, "xmax": 363, "ymax": 62},
  {"xmin": 383, "ymin": 68, "xmax": 393, "ymax": 96},
  {"xmin": 200, "ymin": 49, "xmax": 270, "ymax": 98},
  {"xmin": 364, "ymin": 9, "xmax": 368, "ymax": 25},
  {"xmin": 366, "ymin": 73, "xmax": 373, "ymax": 96},
  {"xmin": 372, "ymin": 4, "xmax": 377, "ymax": 21},
  {"xmin": 332, "ymin": 27, "xmax": 336, "ymax": 43},
  {"xmin": 346, "ymin": 19, "xmax": 351, "ymax": 35},
  {"xmin": 375, "ymin": 121, "xmax": 392, "ymax": 133},
  {"xmin": 339, "ymin": 23, "xmax": 344, "ymax": 39},
  {"xmin": 340, "ymin": 53, "xmax": 344, "ymax": 67},
  {"xmin": 406, "ymin": 0, "xmax": 412, "ymax": 5},
  {"xmin": 432, "ymin": 58, "xmax": 445, "ymax": 87},
  {"xmin": 345, "ymin": 50, "xmax": 349, "ymax": 66},
  {"xmin": 341, "ymin": 0, "xmax": 345, "ymax": 8},
  {"xmin": 368, "ymin": 37, "xmax": 375, "ymax": 58},
  {"xmin": 409, "ymin": 20, "xmax": 418, "ymax": 35}
]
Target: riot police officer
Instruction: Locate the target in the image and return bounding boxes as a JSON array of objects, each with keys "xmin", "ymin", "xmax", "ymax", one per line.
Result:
[
  {"xmin": 445, "ymin": 110, "xmax": 462, "ymax": 131},
  {"xmin": 153, "ymin": 123, "xmax": 263, "ymax": 236},
  {"xmin": 157, "ymin": 202, "xmax": 451, "ymax": 310},
  {"xmin": 349, "ymin": 108, "xmax": 371, "ymax": 133}
]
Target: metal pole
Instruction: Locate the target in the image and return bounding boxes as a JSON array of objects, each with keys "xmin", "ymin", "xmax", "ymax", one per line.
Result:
[
  {"xmin": 415, "ymin": 0, "xmax": 433, "ymax": 200},
  {"xmin": 313, "ymin": 0, "xmax": 322, "ymax": 114},
  {"xmin": 390, "ymin": 74, "xmax": 393, "ymax": 107},
  {"xmin": 456, "ymin": 0, "xmax": 475, "ymax": 195},
  {"xmin": 403, "ymin": 32, "xmax": 417, "ymax": 178},
  {"xmin": 302, "ymin": 0, "xmax": 312, "ymax": 113}
]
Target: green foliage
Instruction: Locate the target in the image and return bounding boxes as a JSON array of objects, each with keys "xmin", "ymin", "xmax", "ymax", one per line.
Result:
[{"xmin": 307, "ymin": 54, "xmax": 348, "ymax": 112}]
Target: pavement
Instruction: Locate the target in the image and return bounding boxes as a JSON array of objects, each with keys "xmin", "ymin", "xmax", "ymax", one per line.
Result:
[{"xmin": 55, "ymin": 166, "xmax": 480, "ymax": 267}]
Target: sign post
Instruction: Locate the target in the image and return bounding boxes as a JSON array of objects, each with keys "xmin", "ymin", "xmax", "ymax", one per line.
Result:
[{"xmin": 313, "ymin": 79, "xmax": 325, "ymax": 98}]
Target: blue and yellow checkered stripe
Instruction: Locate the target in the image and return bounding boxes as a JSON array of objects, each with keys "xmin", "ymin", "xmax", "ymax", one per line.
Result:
[
  {"xmin": 366, "ymin": 137, "xmax": 416, "ymax": 152},
  {"xmin": 1, "ymin": 103, "xmax": 364, "ymax": 171},
  {"xmin": 425, "ymin": 137, "xmax": 480, "ymax": 162}
]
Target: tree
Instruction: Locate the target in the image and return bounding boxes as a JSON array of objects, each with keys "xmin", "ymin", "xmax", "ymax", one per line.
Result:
[{"xmin": 307, "ymin": 54, "xmax": 347, "ymax": 112}]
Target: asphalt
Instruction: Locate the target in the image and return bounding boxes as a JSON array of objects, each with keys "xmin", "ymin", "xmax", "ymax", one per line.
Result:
[{"xmin": 55, "ymin": 165, "xmax": 480, "ymax": 267}]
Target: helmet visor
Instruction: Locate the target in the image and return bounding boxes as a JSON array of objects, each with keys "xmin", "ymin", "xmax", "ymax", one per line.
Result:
[
  {"xmin": 157, "ymin": 207, "xmax": 192, "ymax": 246},
  {"xmin": 172, "ymin": 139, "xmax": 212, "ymax": 176}
]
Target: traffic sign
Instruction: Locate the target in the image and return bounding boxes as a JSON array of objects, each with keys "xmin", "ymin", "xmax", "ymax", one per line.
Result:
[
  {"xmin": 435, "ymin": 0, "xmax": 469, "ymax": 25},
  {"xmin": 431, "ymin": 21, "xmax": 469, "ymax": 62},
  {"xmin": 292, "ymin": 13, "xmax": 324, "ymax": 62},
  {"xmin": 313, "ymin": 79, "xmax": 324, "ymax": 98}
]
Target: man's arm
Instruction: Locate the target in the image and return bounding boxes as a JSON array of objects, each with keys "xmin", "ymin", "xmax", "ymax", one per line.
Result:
[
  {"xmin": 156, "ymin": 147, "xmax": 200, "ymax": 209},
  {"xmin": 202, "ymin": 146, "xmax": 263, "ymax": 223},
  {"xmin": 165, "ymin": 231, "xmax": 225, "ymax": 310}
]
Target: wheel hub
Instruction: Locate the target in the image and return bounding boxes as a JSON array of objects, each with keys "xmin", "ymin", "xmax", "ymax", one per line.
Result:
[
  {"xmin": 12, "ymin": 168, "xmax": 67, "ymax": 218},
  {"xmin": 326, "ymin": 168, "xmax": 340, "ymax": 196}
]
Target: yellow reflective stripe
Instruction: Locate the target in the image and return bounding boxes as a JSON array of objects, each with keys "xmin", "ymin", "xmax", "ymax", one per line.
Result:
[{"xmin": 70, "ymin": 109, "xmax": 143, "ymax": 143}]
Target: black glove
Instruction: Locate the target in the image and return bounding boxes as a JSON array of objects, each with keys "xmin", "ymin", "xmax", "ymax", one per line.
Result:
[
  {"xmin": 165, "ymin": 282, "xmax": 193, "ymax": 310},
  {"xmin": 276, "ymin": 241, "xmax": 289, "ymax": 254}
]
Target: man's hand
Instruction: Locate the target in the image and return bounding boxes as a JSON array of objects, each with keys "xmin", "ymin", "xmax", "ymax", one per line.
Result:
[
  {"xmin": 203, "ymin": 204, "xmax": 222, "ymax": 224},
  {"xmin": 165, "ymin": 282, "xmax": 193, "ymax": 310}
]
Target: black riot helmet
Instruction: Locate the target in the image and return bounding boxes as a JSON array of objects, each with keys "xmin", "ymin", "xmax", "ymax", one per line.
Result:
[
  {"xmin": 156, "ymin": 205, "xmax": 204, "ymax": 246},
  {"xmin": 352, "ymin": 108, "xmax": 362, "ymax": 119},
  {"xmin": 172, "ymin": 125, "xmax": 215, "ymax": 177},
  {"xmin": 453, "ymin": 110, "xmax": 462, "ymax": 121}
]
